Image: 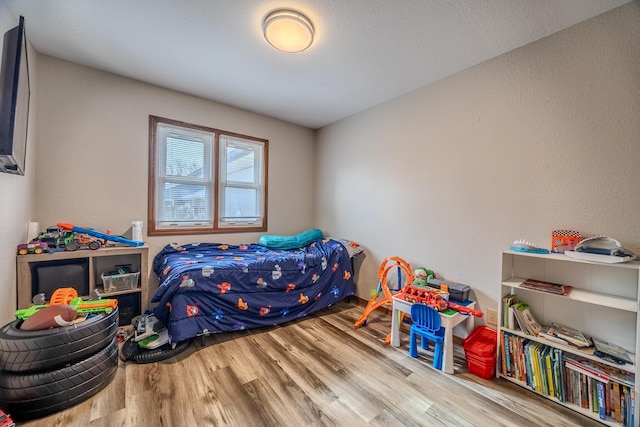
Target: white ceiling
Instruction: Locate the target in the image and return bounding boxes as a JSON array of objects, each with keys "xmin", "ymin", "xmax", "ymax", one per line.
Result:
[{"xmin": 3, "ymin": 0, "xmax": 630, "ymax": 129}]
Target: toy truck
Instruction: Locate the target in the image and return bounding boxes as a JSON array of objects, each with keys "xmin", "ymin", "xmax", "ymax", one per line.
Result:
[
  {"xmin": 16, "ymin": 241, "xmax": 49, "ymax": 255},
  {"xmin": 33, "ymin": 226, "xmax": 75, "ymax": 248},
  {"xmin": 65, "ymin": 234, "xmax": 102, "ymax": 251}
]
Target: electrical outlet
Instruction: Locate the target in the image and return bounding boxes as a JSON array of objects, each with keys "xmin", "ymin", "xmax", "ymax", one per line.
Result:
[{"xmin": 487, "ymin": 308, "xmax": 498, "ymax": 326}]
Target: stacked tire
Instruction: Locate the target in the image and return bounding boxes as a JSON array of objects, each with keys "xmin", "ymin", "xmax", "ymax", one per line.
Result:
[{"xmin": 0, "ymin": 308, "xmax": 119, "ymax": 421}]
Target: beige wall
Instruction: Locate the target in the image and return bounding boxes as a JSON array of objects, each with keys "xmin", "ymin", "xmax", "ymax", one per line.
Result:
[
  {"xmin": 315, "ymin": 3, "xmax": 640, "ymax": 319},
  {"xmin": 35, "ymin": 56, "xmax": 316, "ymax": 299},
  {"xmin": 0, "ymin": 7, "xmax": 37, "ymax": 326}
]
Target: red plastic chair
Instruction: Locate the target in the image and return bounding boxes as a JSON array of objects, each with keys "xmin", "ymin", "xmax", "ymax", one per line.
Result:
[{"xmin": 409, "ymin": 303, "xmax": 444, "ymax": 370}]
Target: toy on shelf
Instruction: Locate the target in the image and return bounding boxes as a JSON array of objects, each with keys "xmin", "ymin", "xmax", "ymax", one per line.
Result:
[
  {"xmin": 32, "ymin": 225, "xmax": 75, "ymax": 249},
  {"xmin": 16, "ymin": 241, "xmax": 49, "ymax": 255},
  {"xmin": 412, "ymin": 267, "xmax": 434, "ymax": 286},
  {"xmin": 57, "ymin": 222, "xmax": 144, "ymax": 247},
  {"xmin": 551, "ymin": 229, "xmax": 581, "ymax": 253},
  {"xmin": 510, "ymin": 239, "xmax": 550, "ymax": 254},
  {"xmin": 565, "ymin": 235, "xmax": 637, "ymax": 263},
  {"xmin": 65, "ymin": 234, "xmax": 103, "ymax": 251},
  {"xmin": 353, "ymin": 257, "xmax": 414, "ymax": 329}
]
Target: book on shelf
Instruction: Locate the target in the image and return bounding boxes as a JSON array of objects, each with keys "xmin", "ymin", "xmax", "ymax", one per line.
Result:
[
  {"xmin": 512, "ymin": 301, "xmax": 542, "ymax": 336},
  {"xmin": 564, "ymin": 358, "xmax": 611, "ymax": 384},
  {"xmin": 597, "ymin": 381, "xmax": 606, "ymax": 420},
  {"xmin": 502, "ymin": 294, "xmax": 517, "ymax": 330},
  {"xmin": 592, "ymin": 337, "xmax": 633, "ymax": 365},
  {"xmin": 547, "ymin": 323, "xmax": 592, "ymax": 348},
  {"xmin": 564, "ymin": 353, "xmax": 635, "ymax": 388},
  {"xmin": 520, "ymin": 278, "xmax": 572, "ymax": 296},
  {"xmin": 538, "ymin": 325, "xmax": 570, "ymax": 345},
  {"xmin": 613, "ymin": 382, "xmax": 621, "ymax": 423}
]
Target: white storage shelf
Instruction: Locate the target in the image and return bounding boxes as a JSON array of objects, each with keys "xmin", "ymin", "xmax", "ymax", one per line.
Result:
[{"xmin": 498, "ymin": 250, "xmax": 640, "ymax": 426}]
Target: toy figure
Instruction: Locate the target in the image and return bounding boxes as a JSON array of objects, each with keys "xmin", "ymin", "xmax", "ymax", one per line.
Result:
[{"xmin": 413, "ymin": 267, "xmax": 434, "ymax": 286}]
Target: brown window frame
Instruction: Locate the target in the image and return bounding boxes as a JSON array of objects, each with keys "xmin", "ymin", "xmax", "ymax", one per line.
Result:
[{"xmin": 148, "ymin": 115, "xmax": 268, "ymax": 236}]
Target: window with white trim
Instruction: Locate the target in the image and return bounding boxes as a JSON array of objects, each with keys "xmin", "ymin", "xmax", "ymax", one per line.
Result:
[{"xmin": 148, "ymin": 116, "xmax": 267, "ymax": 235}]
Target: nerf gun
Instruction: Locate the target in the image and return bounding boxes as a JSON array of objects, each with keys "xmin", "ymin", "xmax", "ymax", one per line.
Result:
[
  {"xmin": 57, "ymin": 222, "xmax": 143, "ymax": 247},
  {"xmin": 15, "ymin": 288, "xmax": 118, "ymax": 320}
]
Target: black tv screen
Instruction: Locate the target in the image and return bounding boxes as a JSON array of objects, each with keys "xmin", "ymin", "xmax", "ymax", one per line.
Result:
[{"xmin": 0, "ymin": 16, "xmax": 29, "ymax": 175}]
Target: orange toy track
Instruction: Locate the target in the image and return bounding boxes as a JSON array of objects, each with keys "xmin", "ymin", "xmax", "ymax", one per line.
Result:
[{"xmin": 353, "ymin": 257, "xmax": 414, "ymax": 332}]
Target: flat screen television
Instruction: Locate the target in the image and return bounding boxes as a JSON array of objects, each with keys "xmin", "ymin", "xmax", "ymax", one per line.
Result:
[{"xmin": 0, "ymin": 16, "xmax": 29, "ymax": 175}]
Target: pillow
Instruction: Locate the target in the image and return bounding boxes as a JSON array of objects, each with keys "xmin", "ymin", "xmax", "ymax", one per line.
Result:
[
  {"xmin": 331, "ymin": 238, "xmax": 365, "ymax": 258},
  {"xmin": 258, "ymin": 228, "xmax": 324, "ymax": 250}
]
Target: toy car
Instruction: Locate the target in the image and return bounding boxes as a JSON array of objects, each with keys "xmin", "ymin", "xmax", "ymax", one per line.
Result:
[
  {"xmin": 132, "ymin": 313, "xmax": 169, "ymax": 349},
  {"xmin": 16, "ymin": 241, "xmax": 49, "ymax": 255},
  {"xmin": 65, "ymin": 234, "xmax": 102, "ymax": 251},
  {"xmin": 104, "ymin": 264, "xmax": 133, "ymax": 276},
  {"xmin": 33, "ymin": 226, "xmax": 74, "ymax": 248},
  {"xmin": 0, "ymin": 409, "xmax": 15, "ymax": 427}
]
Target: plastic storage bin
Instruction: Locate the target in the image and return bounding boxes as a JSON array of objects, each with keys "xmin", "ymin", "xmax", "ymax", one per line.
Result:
[
  {"xmin": 462, "ymin": 326, "xmax": 497, "ymax": 379},
  {"xmin": 101, "ymin": 271, "xmax": 140, "ymax": 292}
]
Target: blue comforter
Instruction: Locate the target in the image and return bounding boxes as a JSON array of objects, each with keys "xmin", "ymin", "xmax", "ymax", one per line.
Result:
[{"xmin": 151, "ymin": 239, "xmax": 355, "ymax": 343}]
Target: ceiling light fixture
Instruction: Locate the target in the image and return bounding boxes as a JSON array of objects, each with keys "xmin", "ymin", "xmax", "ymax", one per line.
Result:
[{"xmin": 262, "ymin": 9, "xmax": 314, "ymax": 53}]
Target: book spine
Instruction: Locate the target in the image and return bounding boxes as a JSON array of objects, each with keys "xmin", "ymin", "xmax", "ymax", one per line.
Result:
[
  {"xmin": 503, "ymin": 331, "xmax": 510, "ymax": 376},
  {"xmin": 554, "ymin": 348, "xmax": 565, "ymax": 402},
  {"xmin": 621, "ymin": 385, "xmax": 626, "ymax": 426},
  {"xmin": 545, "ymin": 350, "xmax": 554, "ymax": 398},
  {"xmin": 630, "ymin": 388, "xmax": 635, "ymax": 427},
  {"xmin": 613, "ymin": 382, "xmax": 621, "ymax": 423},
  {"xmin": 597, "ymin": 381, "xmax": 606, "ymax": 420}
]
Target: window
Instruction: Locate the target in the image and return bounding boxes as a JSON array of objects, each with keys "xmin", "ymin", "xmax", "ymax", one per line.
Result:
[{"xmin": 148, "ymin": 116, "xmax": 268, "ymax": 235}]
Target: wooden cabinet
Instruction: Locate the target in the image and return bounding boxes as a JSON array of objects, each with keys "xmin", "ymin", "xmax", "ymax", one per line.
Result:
[
  {"xmin": 498, "ymin": 250, "xmax": 638, "ymax": 426},
  {"xmin": 17, "ymin": 246, "xmax": 149, "ymax": 324}
]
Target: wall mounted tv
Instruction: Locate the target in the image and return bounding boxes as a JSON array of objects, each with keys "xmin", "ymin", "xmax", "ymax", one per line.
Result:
[{"xmin": 0, "ymin": 16, "xmax": 29, "ymax": 175}]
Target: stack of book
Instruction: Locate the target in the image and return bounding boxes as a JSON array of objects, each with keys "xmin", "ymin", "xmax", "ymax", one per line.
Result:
[{"xmin": 520, "ymin": 278, "xmax": 572, "ymax": 296}]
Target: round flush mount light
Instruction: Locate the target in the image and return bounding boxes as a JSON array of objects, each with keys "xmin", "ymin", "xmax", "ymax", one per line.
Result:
[{"xmin": 262, "ymin": 9, "xmax": 314, "ymax": 53}]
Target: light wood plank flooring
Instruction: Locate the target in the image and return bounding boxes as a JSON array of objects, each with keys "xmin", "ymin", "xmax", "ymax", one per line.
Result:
[{"xmin": 20, "ymin": 301, "xmax": 599, "ymax": 426}]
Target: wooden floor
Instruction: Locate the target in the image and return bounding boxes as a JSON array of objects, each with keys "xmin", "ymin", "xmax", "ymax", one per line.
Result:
[{"xmin": 21, "ymin": 301, "xmax": 600, "ymax": 427}]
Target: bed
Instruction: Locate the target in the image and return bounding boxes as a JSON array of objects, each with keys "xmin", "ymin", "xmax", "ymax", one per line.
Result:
[{"xmin": 150, "ymin": 238, "xmax": 362, "ymax": 343}]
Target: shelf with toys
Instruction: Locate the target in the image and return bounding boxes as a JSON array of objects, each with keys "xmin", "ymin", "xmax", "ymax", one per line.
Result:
[
  {"xmin": 498, "ymin": 248, "xmax": 639, "ymax": 426},
  {"xmin": 16, "ymin": 224, "xmax": 148, "ymax": 326}
]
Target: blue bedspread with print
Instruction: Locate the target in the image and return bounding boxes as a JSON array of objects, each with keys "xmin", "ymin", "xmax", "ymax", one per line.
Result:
[{"xmin": 150, "ymin": 239, "xmax": 355, "ymax": 343}]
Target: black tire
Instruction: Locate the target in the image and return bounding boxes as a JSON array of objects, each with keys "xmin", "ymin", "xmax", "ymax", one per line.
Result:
[
  {"xmin": 120, "ymin": 336, "xmax": 192, "ymax": 364},
  {"xmin": 0, "ymin": 337, "xmax": 119, "ymax": 421},
  {"xmin": 0, "ymin": 307, "xmax": 118, "ymax": 373},
  {"xmin": 89, "ymin": 240, "xmax": 101, "ymax": 250},
  {"xmin": 65, "ymin": 241, "xmax": 79, "ymax": 251}
]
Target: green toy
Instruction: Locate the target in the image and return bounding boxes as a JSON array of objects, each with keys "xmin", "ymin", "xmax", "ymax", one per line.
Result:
[{"xmin": 413, "ymin": 267, "xmax": 434, "ymax": 286}]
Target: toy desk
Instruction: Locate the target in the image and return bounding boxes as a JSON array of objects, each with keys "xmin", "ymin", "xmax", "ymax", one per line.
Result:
[{"xmin": 390, "ymin": 294, "xmax": 476, "ymax": 374}]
